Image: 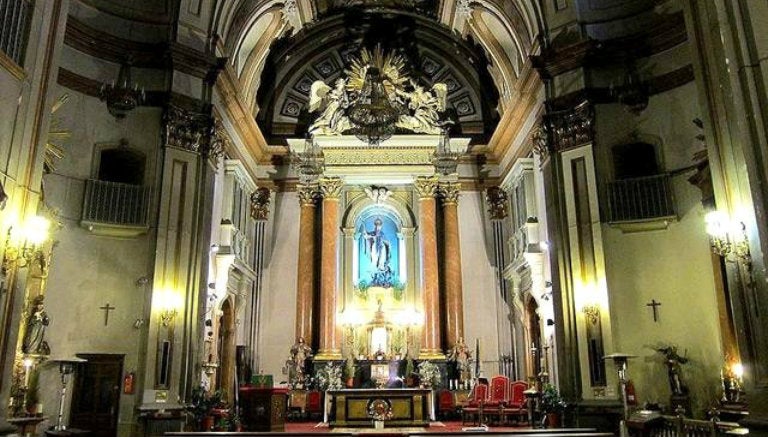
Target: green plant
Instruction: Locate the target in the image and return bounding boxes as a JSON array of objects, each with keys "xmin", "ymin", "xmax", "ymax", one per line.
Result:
[
  {"xmin": 540, "ymin": 384, "xmax": 566, "ymax": 413},
  {"xmin": 354, "ymin": 280, "xmax": 370, "ymax": 299},
  {"xmin": 405, "ymin": 358, "xmax": 415, "ymax": 378},
  {"xmin": 344, "ymin": 356, "xmax": 356, "ymax": 379},
  {"xmin": 417, "ymin": 361, "xmax": 441, "ymax": 388},
  {"xmin": 186, "ymin": 386, "xmax": 223, "ymax": 424}
]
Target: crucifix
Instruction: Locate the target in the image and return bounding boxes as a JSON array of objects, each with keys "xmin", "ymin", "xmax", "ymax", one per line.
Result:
[
  {"xmin": 646, "ymin": 299, "xmax": 662, "ymax": 322},
  {"xmin": 99, "ymin": 303, "xmax": 116, "ymax": 326}
]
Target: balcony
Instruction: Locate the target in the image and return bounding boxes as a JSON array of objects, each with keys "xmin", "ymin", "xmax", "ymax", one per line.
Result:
[
  {"xmin": 81, "ymin": 179, "xmax": 151, "ymax": 237},
  {"xmin": 606, "ymin": 174, "xmax": 676, "ymax": 232}
]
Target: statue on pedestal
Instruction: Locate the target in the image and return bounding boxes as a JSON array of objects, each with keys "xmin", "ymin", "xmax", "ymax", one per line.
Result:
[
  {"xmin": 289, "ymin": 337, "xmax": 312, "ymax": 388},
  {"xmin": 22, "ymin": 296, "xmax": 50, "ymax": 356},
  {"xmin": 656, "ymin": 346, "xmax": 688, "ymax": 395},
  {"xmin": 447, "ymin": 337, "xmax": 471, "ymax": 385}
]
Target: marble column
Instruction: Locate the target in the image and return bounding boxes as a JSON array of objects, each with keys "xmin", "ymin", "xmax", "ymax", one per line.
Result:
[
  {"xmin": 295, "ymin": 183, "xmax": 318, "ymax": 346},
  {"xmin": 441, "ymin": 182, "xmax": 465, "ymax": 350},
  {"xmin": 317, "ymin": 177, "xmax": 344, "ymax": 360},
  {"xmin": 415, "ymin": 176, "xmax": 443, "ymax": 359}
]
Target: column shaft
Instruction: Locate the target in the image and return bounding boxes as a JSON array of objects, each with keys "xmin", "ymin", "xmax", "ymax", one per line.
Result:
[
  {"xmin": 416, "ymin": 176, "xmax": 443, "ymax": 359},
  {"xmin": 295, "ymin": 184, "xmax": 317, "ymax": 344},
  {"xmin": 317, "ymin": 177, "xmax": 343, "ymax": 359},
  {"xmin": 442, "ymin": 183, "xmax": 464, "ymax": 350}
]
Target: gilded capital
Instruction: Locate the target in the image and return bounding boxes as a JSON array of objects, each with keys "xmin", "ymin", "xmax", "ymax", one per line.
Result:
[
  {"xmin": 414, "ymin": 175, "xmax": 439, "ymax": 199},
  {"xmin": 319, "ymin": 177, "xmax": 344, "ymax": 200},
  {"xmin": 485, "ymin": 186, "xmax": 508, "ymax": 220},
  {"xmin": 250, "ymin": 187, "xmax": 272, "ymax": 220},
  {"xmin": 297, "ymin": 183, "xmax": 319, "ymax": 207},
  {"xmin": 440, "ymin": 182, "xmax": 461, "ymax": 205}
]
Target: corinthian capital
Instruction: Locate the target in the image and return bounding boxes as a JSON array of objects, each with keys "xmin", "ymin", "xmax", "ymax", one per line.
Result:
[
  {"xmin": 297, "ymin": 183, "xmax": 319, "ymax": 207},
  {"xmin": 440, "ymin": 182, "xmax": 461, "ymax": 205},
  {"xmin": 414, "ymin": 175, "xmax": 439, "ymax": 199},
  {"xmin": 319, "ymin": 177, "xmax": 344, "ymax": 200}
]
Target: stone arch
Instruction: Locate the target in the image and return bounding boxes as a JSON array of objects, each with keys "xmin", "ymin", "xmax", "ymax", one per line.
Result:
[{"xmin": 342, "ymin": 191, "xmax": 416, "ymax": 229}]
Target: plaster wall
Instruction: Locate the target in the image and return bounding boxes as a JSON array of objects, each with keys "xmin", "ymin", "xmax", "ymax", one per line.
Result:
[
  {"xmin": 458, "ymin": 191, "xmax": 501, "ymax": 374},
  {"xmin": 40, "ymin": 84, "xmax": 162, "ymax": 435},
  {"xmin": 258, "ymin": 191, "xmax": 299, "ymax": 379}
]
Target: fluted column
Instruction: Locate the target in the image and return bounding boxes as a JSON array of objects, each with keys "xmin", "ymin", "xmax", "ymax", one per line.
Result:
[
  {"xmin": 317, "ymin": 177, "xmax": 344, "ymax": 360},
  {"xmin": 295, "ymin": 183, "xmax": 318, "ymax": 345},
  {"xmin": 415, "ymin": 176, "xmax": 443, "ymax": 359},
  {"xmin": 441, "ymin": 182, "xmax": 465, "ymax": 350}
]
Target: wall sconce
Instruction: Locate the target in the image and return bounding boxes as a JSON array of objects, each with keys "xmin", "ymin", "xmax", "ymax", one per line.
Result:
[
  {"xmin": 99, "ymin": 58, "xmax": 145, "ymax": 119},
  {"xmin": 154, "ymin": 290, "xmax": 182, "ymax": 328},
  {"xmin": 582, "ymin": 303, "xmax": 601, "ymax": 325},
  {"xmin": 705, "ymin": 211, "xmax": 751, "ymax": 264},
  {"xmin": 4, "ymin": 216, "xmax": 51, "ymax": 269}
]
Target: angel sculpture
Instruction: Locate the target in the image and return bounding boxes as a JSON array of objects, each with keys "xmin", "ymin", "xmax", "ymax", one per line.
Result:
[
  {"xmin": 308, "ymin": 78, "xmax": 352, "ymax": 135},
  {"xmin": 395, "ymin": 81, "xmax": 446, "ymax": 134}
]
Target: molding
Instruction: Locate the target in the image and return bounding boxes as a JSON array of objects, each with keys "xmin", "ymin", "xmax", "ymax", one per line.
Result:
[
  {"xmin": 532, "ymin": 12, "xmax": 688, "ymax": 79},
  {"xmin": 0, "ymin": 51, "xmax": 26, "ymax": 81},
  {"xmin": 64, "ymin": 17, "xmax": 221, "ymax": 79}
]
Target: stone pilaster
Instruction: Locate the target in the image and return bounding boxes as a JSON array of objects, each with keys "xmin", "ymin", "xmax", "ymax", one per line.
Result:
[
  {"xmin": 441, "ymin": 182, "xmax": 464, "ymax": 351},
  {"xmin": 295, "ymin": 183, "xmax": 318, "ymax": 346},
  {"xmin": 316, "ymin": 177, "xmax": 344, "ymax": 360},
  {"xmin": 415, "ymin": 176, "xmax": 443, "ymax": 359}
]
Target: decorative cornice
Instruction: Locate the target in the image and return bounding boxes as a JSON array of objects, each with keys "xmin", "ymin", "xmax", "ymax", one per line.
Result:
[
  {"xmin": 485, "ymin": 186, "xmax": 509, "ymax": 220},
  {"xmin": 414, "ymin": 176, "xmax": 439, "ymax": 199},
  {"xmin": 64, "ymin": 17, "xmax": 222, "ymax": 79},
  {"xmin": 535, "ymin": 101, "xmax": 595, "ymax": 159},
  {"xmin": 532, "ymin": 12, "xmax": 687, "ymax": 79},
  {"xmin": 323, "ymin": 146, "xmax": 434, "ymax": 166},
  {"xmin": 319, "ymin": 177, "xmax": 344, "ymax": 200},
  {"xmin": 250, "ymin": 187, "xmax": 272, "ymax": 220},
  {"xmin": 208, "ymin": 117, "xmax": 230, "ymax": 166}
]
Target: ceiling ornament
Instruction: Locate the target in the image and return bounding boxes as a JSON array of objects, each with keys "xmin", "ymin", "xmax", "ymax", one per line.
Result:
[{"xmin": 308, "ymin": 46, "xmax": 449, "ymax": 146}]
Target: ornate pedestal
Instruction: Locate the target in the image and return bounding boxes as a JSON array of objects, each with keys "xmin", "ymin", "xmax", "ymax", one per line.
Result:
[{"xmin": 328, "ymin": 388, "xmax": 430, "ymax": 427}]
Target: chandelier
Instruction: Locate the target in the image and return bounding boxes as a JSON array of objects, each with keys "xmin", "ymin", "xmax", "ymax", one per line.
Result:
[
  {"xmin": 99, "ymin": 59, "xmax": 145, "ymax": 119},
  {"xmin": 291, "ymin": 135, "xmax": 325, "ymax": 183},
  {"xmin": 611, "ymin": 64, "xmax": 649, "ymax": 115},
  {"xmin": 346, "ymin": 67, "xmax": 404, "ymax": 146},
  {"xmin": 431, "ymin": 128, "xmax": 460, "ymax": 176}
]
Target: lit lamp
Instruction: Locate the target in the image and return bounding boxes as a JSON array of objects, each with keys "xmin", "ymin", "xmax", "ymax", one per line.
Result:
[
  {"xmin": 52, "ymin": 357, "xmax": 87, "ymax": 431},
  {"xmin": 154, "ymin": 290, "xmax": 182, "ymax": 328},
  {"xmin": 4, "ymin": 215, "xmax": 50, "ymax": 268},
  {"xmin": 704, "ymin": 211, "xmax": 751, "ymax": 263}
]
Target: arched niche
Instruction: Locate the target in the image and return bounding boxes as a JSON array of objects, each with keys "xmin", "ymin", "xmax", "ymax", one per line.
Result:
[{"xmin": 340, "ymin": 191, "xmax": 417, "ymax": 313}]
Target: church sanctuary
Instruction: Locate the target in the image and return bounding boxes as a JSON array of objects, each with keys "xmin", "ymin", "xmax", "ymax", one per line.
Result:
[{"xmin": 1, "ymin": 0, "xmax": 768, "ymax": 436}]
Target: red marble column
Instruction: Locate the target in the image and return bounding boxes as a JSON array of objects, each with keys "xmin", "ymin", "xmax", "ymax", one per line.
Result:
[
  {"xmin": 442, "ymin": 182, "xmax": 465, "ymax": 350},
  {"xmin": 317, "ymin": 177, "xmax": 344, "ymax": 360},
  {"xmin": 415, "ymin": 176, "xmax": 443, "ymax": 359},
  {"xmin": 295, "ymin": 183, "xmax": 317, "ymax": 346}
]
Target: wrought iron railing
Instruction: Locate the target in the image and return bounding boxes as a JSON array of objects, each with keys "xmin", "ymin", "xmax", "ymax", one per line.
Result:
[
  {"xmin": 0, "ymin": 0, "xmax": 33, "ymax": 66},
  {"xmin": 607, "ymin": 174, "xmax": 675, "ymax": 223},
  {"xmin": 82, "ymin": 179, "xmax": 150, "ymax": 227}
]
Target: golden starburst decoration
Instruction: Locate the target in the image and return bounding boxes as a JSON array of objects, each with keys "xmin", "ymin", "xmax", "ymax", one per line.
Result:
[
  {"xmin": 345, "ymin": 45, "xmax": 408, "ymax": 95},
  {"xmin": 45, "ymin": 94, "xmax": 70, "ymax": 174}
]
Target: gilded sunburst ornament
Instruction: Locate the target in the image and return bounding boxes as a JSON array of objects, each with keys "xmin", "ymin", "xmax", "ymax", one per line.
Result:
[
  {"xmin": 45, "ymin": 94, "xmax": 70, "ymax": 174},
  {"xmin": 345, "ymin": 45, "xmax": 407, "ymax": 95}
]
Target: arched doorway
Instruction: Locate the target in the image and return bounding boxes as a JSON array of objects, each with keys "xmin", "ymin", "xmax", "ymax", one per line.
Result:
[{"xmin": 217, "ymin": 298, "xmax": 236, "ymax": 404}]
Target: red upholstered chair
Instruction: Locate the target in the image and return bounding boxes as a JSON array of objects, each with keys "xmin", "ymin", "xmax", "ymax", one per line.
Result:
[
  {"xmin": 501, "ymin": 380, "xmax": 529, "ymax": 424},
  {"xmin": 484, "ymin": 375, "xmax": 510, "ymax": 424},
  {"xmin": 437, "ymin": 389, "xmax": 455, "ymax": 419},
  {"xmin": 461, "ymin": 383, "xmax": 488, "ymax": 425},
  {"xmin": 306, "ymin": 390, "xmax": 323, "ymax": 420}
]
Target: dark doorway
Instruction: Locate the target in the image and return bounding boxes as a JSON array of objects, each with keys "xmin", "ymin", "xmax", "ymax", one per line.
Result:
[
  {"xmin": 70, "ymin": 354, "xmax": 123, "ymax": 437},
  {"xmin": 98, "ymin": 148, "xmax": 145, "ymax": 185}
]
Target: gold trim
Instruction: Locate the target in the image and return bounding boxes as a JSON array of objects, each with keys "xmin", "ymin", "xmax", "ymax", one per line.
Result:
[{"xmin": 0, "ymin": 52, "xmax": 25, "ymax": 81}]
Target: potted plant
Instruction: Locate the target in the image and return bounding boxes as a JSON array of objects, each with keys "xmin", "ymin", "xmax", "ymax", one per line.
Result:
[
  {"xmin": 344, "ymin": 356, "xmax": 356, "ymax": 388},
  {"xmin": 186, "ymin": 385, "xmax": 223, "ymax": 431},
  {"xmin": 540, "ymin": 384, "xmax": 566, "ymax": 428},
  {"xmin": 405, "ymin": 357, "xmax": 416, "ymax": 387},
  {"xmin": 417, "ymin": 361, "xmax": 441, "ymax": 389}
]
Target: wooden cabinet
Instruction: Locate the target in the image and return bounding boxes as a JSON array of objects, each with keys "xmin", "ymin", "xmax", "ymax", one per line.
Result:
[{"xmin": 239, "ymin": 387, "xmax": 289, "ymax": 432}]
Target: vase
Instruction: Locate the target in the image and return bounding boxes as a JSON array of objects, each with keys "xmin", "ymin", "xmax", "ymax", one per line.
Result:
[
  {"xmin": 346, "ymin": 377, "xmax": 354, "ymax": 388},
  {"xmin": 546, "ymin": 412, "xmax": 561, "ymax": 428},
  {"xmin": 201, "ymin": 415, "xmax": 215, "ymax": 431},
  {"xmin": 374, "ymin": 420, "xmax": 384, "ymax": 430}
]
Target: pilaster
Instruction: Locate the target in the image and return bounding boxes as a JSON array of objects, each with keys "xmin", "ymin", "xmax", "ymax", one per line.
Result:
[
  {"xmin": 440, "ymin": 182, "xmax": 464, "ymax": 350},
  {"xmin": 414, "ymin": 176, "xmax": 443, "ymax": 359},
  {"xmin": 316, "ymin": 177, "xmax": 344, "ymax": 360}
]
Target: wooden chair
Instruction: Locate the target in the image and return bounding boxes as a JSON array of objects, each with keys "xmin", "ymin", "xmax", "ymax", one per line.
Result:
[
  {"xmin": 484, "ymin": 375, "xmax": 510, "ymax": 424},
  {"xmin": 306, "ymin": 390, "xmax": 323, "ymax": 420},
  {"xmin": 461, "ymin": 383, "xmax": 488, "ymax": 425},
  {"xmin": 437, "ymin": 389, "xmax": 455, "ymax": 419}
]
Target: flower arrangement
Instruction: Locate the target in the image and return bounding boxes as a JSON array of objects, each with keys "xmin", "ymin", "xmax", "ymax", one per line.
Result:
[
  {"xmin": 186, "ymin": 385, "xmax": 224, "ymax": 427},
  {"xmin": 417, "ymin": 361, "xmax": 441, "ymax": 388},
  {"xmin": 314, "ymin": 362, "xmax": 344, "ymax": 391},
  {"xmin": 368, "ymin": 398, "xmax": 394, "ymax": 421},
  {"xmin": 540, "ymin": 384, "xmax": 567, "ymax": 413}
]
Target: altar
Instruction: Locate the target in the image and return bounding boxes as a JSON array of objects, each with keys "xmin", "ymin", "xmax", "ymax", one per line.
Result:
[{"xmin": 328, "ymin": 388, "xmax": 431, "ymax": 427}]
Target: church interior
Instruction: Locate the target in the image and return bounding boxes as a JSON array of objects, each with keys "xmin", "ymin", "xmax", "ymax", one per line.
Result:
[{"xmin": 0, "ymin": 0, "xmax": 767, "ymax": 436}]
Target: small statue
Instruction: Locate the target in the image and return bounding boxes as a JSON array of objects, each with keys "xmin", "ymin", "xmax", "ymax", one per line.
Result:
[
  {"xmin": 656, "ymin": 346, "xmax": 688, "ymax": 395},
  {"xmin": 289, "ymin": 337, "xmax": 312, "ymax": 387},
  {"xmin": 447, "ymin": 337, "xmax": 471, "ymax": 384},
  {"xmin": 22, "ymin": 295, "xmax": 50, "ymax": 355}
]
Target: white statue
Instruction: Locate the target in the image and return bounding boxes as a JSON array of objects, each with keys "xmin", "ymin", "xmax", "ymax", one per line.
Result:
[
  {"xmin": 308, "ymin": 78, "xmax": 352, "ymax": 135},
  {"xmin": 394, "ymin": 80, "xmax": 445, "ymax": 134}
]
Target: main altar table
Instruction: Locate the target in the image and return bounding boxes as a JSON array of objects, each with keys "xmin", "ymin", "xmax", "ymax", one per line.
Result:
[{"xmin": 328, "ymin": 388, "xmax": 431, "ymax": 427}]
